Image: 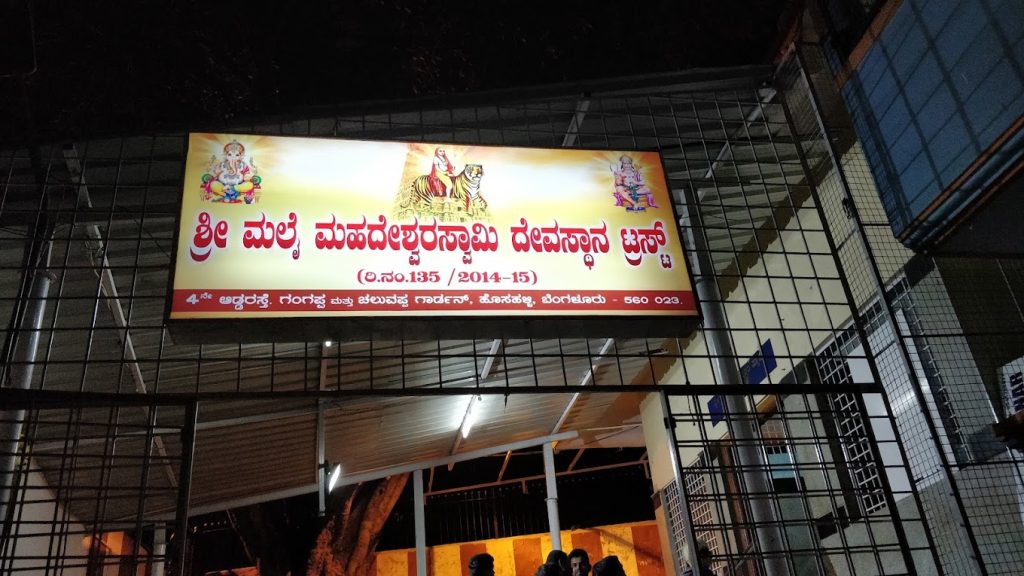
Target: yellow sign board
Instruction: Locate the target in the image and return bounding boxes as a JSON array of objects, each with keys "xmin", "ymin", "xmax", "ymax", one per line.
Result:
[{"xmin": 170, "ymin": 133, "xmax": 697, "ymax": 325}]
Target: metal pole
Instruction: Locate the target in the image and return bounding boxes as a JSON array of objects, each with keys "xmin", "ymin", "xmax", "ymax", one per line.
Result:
[
  {"xmin": 682, "ymin": 185, "xmax": 790, "ymax": 576},
  {"xmin": 542, "ymin": 442, "xmax": 561, "ymax": 551},
  {"xmin": 658, "ymin": 392, "xmax": 703, "ymax": 574},
  {"xmin": 413, "ymin": 469, "xmax": 427, "ymax": 576},
  {"xmin": 174, "ymin": 402, "xmax": 198, "ymax": 576},
  {"xmin": 0, "ymin": 240, "xmax": 51, "ymax": 534}
]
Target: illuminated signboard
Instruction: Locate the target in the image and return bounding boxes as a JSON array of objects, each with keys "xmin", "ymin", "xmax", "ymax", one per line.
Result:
[{"xmin": 169, "ymin": 133, "xmax": 699, "ymax": 340}]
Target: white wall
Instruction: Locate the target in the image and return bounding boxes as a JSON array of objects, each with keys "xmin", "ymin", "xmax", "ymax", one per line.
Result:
[
  {"xmin": 8, "ymin": 462, "xmax": 88, "ymax": 576},
  {"xmin": 657, "ymin": 202, "xmax": 847, "ymax": 464}
]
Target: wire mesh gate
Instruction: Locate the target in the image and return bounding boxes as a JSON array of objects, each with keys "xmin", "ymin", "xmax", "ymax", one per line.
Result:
[
  {"xmin": 1, "ymin": 396, "xmax": 195, "ymax": 576},
  {"xmin": 786, "ymin": 40, "xmax": 1024, "ymax": 576},
  {"xmin": 2, "ymin": 387, "xmax": 931, "ymax": 576},
  {"xmin": 1, "ymin": 50, "xmax": 1021, "ymax": 576},
  {"xmin": 659, "ymin": 385, "xmax": 936, "ymax": 576}
]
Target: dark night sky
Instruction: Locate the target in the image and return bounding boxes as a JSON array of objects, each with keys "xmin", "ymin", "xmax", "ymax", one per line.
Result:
[{"xmin": 3, "ymin": 0, "xmax": 792, "ymax": 146}]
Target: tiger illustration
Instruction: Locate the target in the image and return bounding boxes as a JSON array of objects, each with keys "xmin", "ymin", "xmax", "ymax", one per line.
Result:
[
  {"xmin": 412, "ymin": 164, "xmax": 485, "ymax": 207},
  {"xmin": 396, "ymin": 156, "xmax": 488, "ymax": 223},
  {"xmin": 448, "ymin": 164, "xmax": 485, "ymax": 211}
]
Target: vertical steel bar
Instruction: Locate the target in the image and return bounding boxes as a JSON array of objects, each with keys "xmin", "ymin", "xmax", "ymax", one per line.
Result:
[
  {"xmin": 317, "ymin": 399, "xmax": 326, "ymax": 517},
  {"xmin": 174, "ymin": 402, "xmax": 198, "ymax": 576},
  {"xmin": 0, "ymin": 111, "xmax": 53, "ymax": 540},
  {"xmin": 0, "ymin": 241, "xmax": 51, "ymax": 536},
  {"xmin": 152, "ymin": 525, "xmax": 167, "ymax": 576}
]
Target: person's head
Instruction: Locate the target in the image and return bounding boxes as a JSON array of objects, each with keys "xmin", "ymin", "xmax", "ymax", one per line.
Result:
[
  {"xmin": 535, "ymin": 563, "xmax": 563, "ymax": 576},
  {"xmin": 545, "ymin": 550, "xmax": 570, "ymax": 573},
  {"xmin": 696, "ymin": 539, "xmax": 713, "ymax": 568},
  {"xmin": 568, "ymin": 548, "xmax": 591, "ymax": 576},
  {"xmin": 592, "ymin": 556, "xmax": 626, "ymax": 576},
  {"xmin": 468, "ymin": 553, "xmax": 495, "ymax": 576}
]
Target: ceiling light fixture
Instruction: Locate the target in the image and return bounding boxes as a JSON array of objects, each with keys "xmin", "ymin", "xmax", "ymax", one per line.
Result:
[
  {"xmin": 327, "ymin": 463, "xmax": 342, "ymax": 492},
  {"xmin": 460, "ymin": 396, "xmax": 483, "ymax": 439}
]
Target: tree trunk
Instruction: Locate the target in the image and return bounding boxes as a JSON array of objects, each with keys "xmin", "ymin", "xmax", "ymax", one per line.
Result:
[{"xmin": 307, "ymin": 474, "xmax": 409, "ymax": 576}]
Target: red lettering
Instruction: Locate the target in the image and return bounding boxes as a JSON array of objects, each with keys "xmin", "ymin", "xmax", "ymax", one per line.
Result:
[
  {"xmin": 311, "ymin": 214, "xmax": 500, "ymax": 258},
  {"xmin": 314, "ymin": 214, "xmax": 343, "ymax": 249},
  {"xmin": 189, "ymin": 212, "xmax": 228, "ymax": 262},
  {"xmin": 242, "ymin": 213, "xmax": 275, "ymax": 249},
  {"xmin": 509, "ymin": 218, "xmax": 609, "ymax": 254},
  {"xmin": 620, "ymin": 220, "xmax": 667, "ymax": 266},
  {"xmin": 275, "ymin": 212, "xmax": 301, "ymax": 259},
  {"xmin": 242, "ymin": 212, "xmax": 301, "ymax": 259}
]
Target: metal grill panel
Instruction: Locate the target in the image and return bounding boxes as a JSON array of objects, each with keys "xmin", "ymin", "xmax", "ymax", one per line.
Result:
[{"xmin": 1, "ymin": 49, "xmax": 1021, "ymax": 576}]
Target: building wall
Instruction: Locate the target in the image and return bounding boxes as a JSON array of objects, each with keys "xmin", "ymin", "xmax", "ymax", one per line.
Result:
[
  {"xmin": 7, "ymin": 464, "xmax": 88, "ymax": 576},
  {"xmin": 662, "ymin": 199, "xmax": 850, "ymax": 390},
  {"xmin": 372, "ymin": 521, "xmax": 665, "ymax": 576},
  {"xmin": 935, "ymin": 258, "xmax": 1024, "ymax": 415}
]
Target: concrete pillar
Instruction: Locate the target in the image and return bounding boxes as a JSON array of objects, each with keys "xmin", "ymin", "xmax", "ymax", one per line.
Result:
[
  {"xmin": 152, "ymin": 525, "xmax": 167, "ymax": 576},
  {"xmin": 542, "ymin": 442, "xmax": 561, "ymax": 550}
]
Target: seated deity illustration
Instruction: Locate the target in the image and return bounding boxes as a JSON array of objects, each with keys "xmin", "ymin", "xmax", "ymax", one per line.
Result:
[
  {"xmin": 416, "ymin": 147, "xmax": 457, "ymax": 198},
  {"xmin": 612, "ymin": 155, "xmax": 658, "ymax": 212},
  {"xmin": 201, "ymin": 140, "xmax": 261, "ymax": 204},
  {"xmin": 394, "ymin": 147, "xmax": 488, "ymax": 223}
]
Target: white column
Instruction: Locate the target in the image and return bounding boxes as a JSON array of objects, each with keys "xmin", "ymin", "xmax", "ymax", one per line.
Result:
[
  {"xmin": 413, "ymin": 469, "xmax": 427, "ymax": 576},
  {"xmin": 542, "ymin": 442, "xmax": 561, "ymax": 550},
  {"xmin": 152, "ymin": 525, "xmax": 167, "ymax": 576}
]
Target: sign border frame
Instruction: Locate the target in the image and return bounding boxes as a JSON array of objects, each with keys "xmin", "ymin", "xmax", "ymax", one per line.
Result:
[{"xmin": 164, "ymin": 133, "xmax": 703, "ymax": 343}]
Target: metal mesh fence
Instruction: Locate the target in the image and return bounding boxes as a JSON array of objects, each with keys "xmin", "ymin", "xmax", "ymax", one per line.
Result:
[
  {"xmin": 0, "ymin": 50, "xmax": 1020, "ymax": 576},
  {"xmin": 1, "ymin": 399, "xmax": 193, "ymax": 576},
  {"xmin": 1, "ymin": 75, "xmax": 878, "ymax": 398},
  {"xmin": 664, "ymin": 389, "xmax": 935, "ymax": 576},
  {"xmin": 783, "ymin": 42, "xmax": 1024, "ymax": 575}
]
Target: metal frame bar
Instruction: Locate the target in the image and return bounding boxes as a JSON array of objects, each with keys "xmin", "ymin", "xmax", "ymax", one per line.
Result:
[
  {"xmin": 659, "ymin": 391, "xmax": 701, "ymax": 575},
  {"xmin": 425, "ymin": 458, "xmax": 644, "ymax": 497},
  {"xmin": 173, "ymin": 401, "xmax": 197, "ymax": 576},
  {"xmin": 542, "ymin": 442, "xmax": 561, "ymax": 550},
  {"xmin": 63, "ymin": 148, "xmax": 179, "ymax": 491},
  {"xmin": 0, "ymin": 383, "xmax": 883, "ymax": 410}
]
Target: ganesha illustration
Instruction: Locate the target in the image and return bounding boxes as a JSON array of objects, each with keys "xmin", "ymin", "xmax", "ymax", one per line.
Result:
[
  {"xmin": 612, "ymin": 155, "xmax": 658, "ymax": 212},
  {"xmin": 201, "ymin": 140, "xmax": 261, "ymax": 204}
]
